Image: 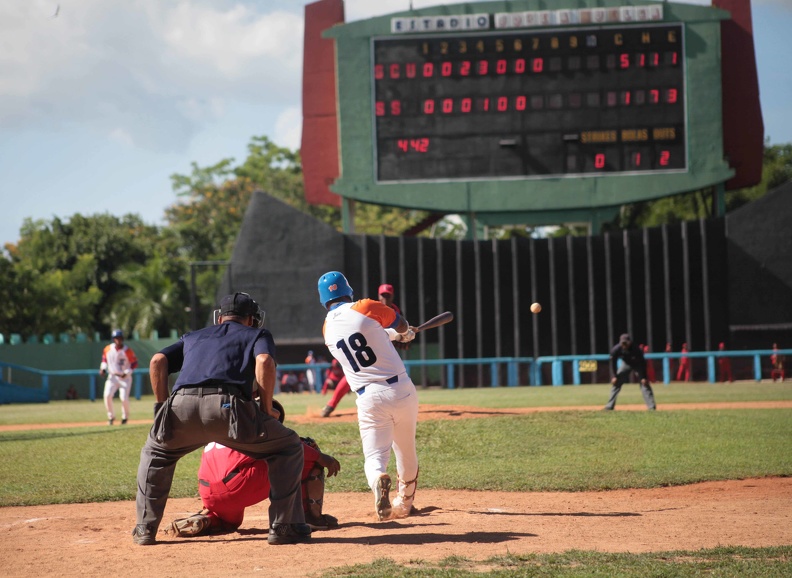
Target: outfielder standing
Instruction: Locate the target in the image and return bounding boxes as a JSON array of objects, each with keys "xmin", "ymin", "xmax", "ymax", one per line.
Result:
[
  {"xmin": 603, "ymin": 333, "xmax": 657, "ymax": 411},
  {"xmin": 318, "ymin": 271, "xmax": 419, "ymax": 521},
  {"xmin": 100, "ymin": 329, "xmax": 138, "ymax": 426}
]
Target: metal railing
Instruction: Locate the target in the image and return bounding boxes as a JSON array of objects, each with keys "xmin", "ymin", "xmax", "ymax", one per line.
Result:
[{"xmin": 1, "ymin": 348, "xmax": 788, "ymax": 403}]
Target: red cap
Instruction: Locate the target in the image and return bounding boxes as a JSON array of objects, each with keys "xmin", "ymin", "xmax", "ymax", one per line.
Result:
[{"xmin": 378, "ymin": 283, "xmax": 394, "ymax": 296}]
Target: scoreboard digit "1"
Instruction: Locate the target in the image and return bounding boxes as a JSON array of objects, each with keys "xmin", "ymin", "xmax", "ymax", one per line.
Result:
[{"xmin": 372, "ymin": 23, "xmax": 686, "ymax": 182}]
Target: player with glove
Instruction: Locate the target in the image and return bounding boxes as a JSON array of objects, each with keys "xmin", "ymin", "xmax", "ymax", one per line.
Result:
[
  {"xmin": 318, "ymin": 271, "xmax": 420, "ymax": 521},
  {"xmin": 99, "ymin": 329, "xmax": 138, "ymax": 426},
  {"xmin": 166, "ymin": 401, "xmax": 341, "ymax": 537}
]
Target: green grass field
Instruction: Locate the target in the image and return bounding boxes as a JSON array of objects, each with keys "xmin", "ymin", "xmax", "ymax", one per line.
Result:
[{"xmin": 1, "ymin": 382, "xmax": 790, "ymax": 576}]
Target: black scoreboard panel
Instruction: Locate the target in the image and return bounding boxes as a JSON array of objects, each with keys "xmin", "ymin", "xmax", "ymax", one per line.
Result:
[{"xmin": 373, "ymin": 24, "xmax": 686, "ymax": 182}]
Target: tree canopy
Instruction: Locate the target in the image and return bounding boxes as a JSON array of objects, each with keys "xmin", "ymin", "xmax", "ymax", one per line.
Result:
[{"xmin": 1, "ymin": 137, "xmax": 788, "ymax": 340}]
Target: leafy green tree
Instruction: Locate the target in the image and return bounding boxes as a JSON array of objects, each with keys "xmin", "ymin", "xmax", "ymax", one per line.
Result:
[
  {"xmin": 1, "ymin": 214, "xmax": 161, "ymax": 338},
  {"xmin": 106, "ymin": 255, "xmax": 189, "ymax": 338}
]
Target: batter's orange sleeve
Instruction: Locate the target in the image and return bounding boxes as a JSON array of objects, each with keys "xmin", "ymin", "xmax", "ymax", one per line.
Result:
[{"xmin": 351, "ymin": 299, "xmax": 398, "ymax": 328}]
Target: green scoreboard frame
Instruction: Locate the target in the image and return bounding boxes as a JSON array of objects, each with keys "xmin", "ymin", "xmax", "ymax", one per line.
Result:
[{"xmin": 324, "ymin": 1, "xmax": 734, "ymax": 226}]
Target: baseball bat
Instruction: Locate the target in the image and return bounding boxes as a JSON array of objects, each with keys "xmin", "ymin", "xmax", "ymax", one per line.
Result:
[{"xmin": 414, "ymin": 311, "xmax": 454, "ymax": 332}]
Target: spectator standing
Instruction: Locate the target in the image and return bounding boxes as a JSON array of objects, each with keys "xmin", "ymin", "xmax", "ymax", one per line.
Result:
[
  {"xmin": 643, "ymin": 344, "xmax": 657, "ymax": 383},
  {"xmin": 100, "ymin": 330, "xmax": 137, "ymax": 426},
  {"xmin": 676, "ymin": 343, "xmax": 691, "ymax": 382},
  {"xmin": 718, "ymin": 342, "xmax": 733, "ymax": 382},
  {"xmin": 770, "ymin": 344, "xmax": 785, "ymax": 381}
]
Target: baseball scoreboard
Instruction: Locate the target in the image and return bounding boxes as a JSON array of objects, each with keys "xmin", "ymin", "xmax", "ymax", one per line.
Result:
[
  {"xmin": 374, "ymin": 23, "xmax": 685, "ymax": 181},
  {"xmin": 321, "ymin": 1, "xmax": 737, "ymax": 224}
]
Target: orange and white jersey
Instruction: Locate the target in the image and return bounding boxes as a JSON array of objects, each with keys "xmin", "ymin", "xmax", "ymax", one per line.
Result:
[
  {"xmin": 101, "ymin": 343, "xmax": 138, "ymax": 378},
  {"xmin": 323, "ymin": 299, "xmax": 404, "ymax": 392}
]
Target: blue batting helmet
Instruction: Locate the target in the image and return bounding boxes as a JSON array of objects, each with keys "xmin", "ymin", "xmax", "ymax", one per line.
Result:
[
  {"xmin": 111, "ymin": 329, "xmax": 124, "ymax": 339},
  {"xmin": 317, "ymin": 271, "xmax": 353, "ymax": 307}
]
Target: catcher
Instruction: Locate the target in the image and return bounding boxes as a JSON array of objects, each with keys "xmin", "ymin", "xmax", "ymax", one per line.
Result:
[{"xmin": 165, "ymin": 401, "xmax": 341, "ymax": 537}]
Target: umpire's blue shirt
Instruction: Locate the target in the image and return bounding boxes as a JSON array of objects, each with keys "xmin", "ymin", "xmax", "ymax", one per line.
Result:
[{"xmin": 160, "ymin": 321, "xmax": 276, "ymax": 399}]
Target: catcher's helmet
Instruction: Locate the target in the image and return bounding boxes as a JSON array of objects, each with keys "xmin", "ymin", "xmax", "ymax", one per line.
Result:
[
  {"xmin": 318, "ymin": 271, "xmax": 353, "ymax": 307},
  {"xmin": 111, "ymin": 329, "xmax": 124, "ymax": 339}
]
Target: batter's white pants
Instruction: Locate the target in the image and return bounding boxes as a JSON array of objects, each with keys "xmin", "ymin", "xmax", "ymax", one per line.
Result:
[
  {"xmin": 104, "ymin": 376, "xmax": 132, "ymax": 421},
  {"xmin": 355, "ymin": 376, "xmax": 419, "ymax": 499}
]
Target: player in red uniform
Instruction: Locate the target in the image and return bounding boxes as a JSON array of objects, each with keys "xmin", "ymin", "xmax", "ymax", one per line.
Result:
[
  {"xmin": 676, "ymin": 342, "xmax": 691, "ymax": 382},
  {"xmin": 165, "ymin": 429, "xmax": 340, "ymax": 536},
  {"xmin": 770, "ymin": 343, "xmax": 785, "ymax": 382},
  {"xmin": 320, "ymin": 359, "xmax": 351, "ymax": 417},
  {"xmin": 642, "ymin": 344, "xmax": 657, "ymax": 383}
]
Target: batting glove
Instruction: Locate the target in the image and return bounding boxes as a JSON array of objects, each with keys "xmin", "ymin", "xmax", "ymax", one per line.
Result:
[{"xmin": 400, "ymin": 328, "xmax": 416, "ymax": 343}]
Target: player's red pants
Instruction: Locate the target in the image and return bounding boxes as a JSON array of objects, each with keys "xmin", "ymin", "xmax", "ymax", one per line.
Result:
[
  {"xmin": 326, "ymin": 376, "xmax": 350, "ymax": 409},
  {"xmin": 718, "ymin": 359, "xmax": 733, "ymax": 382},
  {"xmin": 198, "ymin": 444, "xmax": 319, "ymax": 529},
  {"xmin": 676, "ymin": 360, "xmax": 690, "ymax": 382}
]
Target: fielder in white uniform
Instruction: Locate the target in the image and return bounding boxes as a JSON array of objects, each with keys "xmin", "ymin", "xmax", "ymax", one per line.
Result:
[
  {"xmin": 99, "ymin": 329, "xmax": 138, "ymax": 426},
  {"xmin": 318, "ymin": 271, "xmax": 419, "ymax": 521}
]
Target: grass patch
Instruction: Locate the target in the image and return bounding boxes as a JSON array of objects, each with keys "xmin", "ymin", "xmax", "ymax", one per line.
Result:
[
  {"xmin": 318, "ymin": 546, "xmax": 792, "ymax": 577},
  {"xmin": 1, "ymin": 404, "xmax": 790, "ymax": 505}
]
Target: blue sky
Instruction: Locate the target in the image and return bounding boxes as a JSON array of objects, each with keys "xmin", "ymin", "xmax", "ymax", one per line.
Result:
[{"xmin": 1, "ymin": 0, "xmax": 789, "ymax": 248}]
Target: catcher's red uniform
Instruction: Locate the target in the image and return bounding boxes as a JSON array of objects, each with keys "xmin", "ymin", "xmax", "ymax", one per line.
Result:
[{"xmin": 198, "ymin": 441, "xmax": 321, "ymax": 529}]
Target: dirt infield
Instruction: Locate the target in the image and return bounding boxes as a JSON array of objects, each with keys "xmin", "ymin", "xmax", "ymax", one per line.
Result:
[{"xmin": 1, "ymin": 402, "xmax": 791, "ymax": 577}]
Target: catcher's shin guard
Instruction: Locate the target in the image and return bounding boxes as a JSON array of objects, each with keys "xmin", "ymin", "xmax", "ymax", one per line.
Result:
[
  {"xmin": 303, "ymin": 464, "xmax": 338, "ymax": 529},
  {"xmin": 392, "ymin": 470, "xmax": 418, "ymax": 518}
]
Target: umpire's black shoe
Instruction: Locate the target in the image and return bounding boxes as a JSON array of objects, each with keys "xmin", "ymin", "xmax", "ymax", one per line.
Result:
[
  {"xmin": 132, "ymin": 523, "xmax": 157, "ymax": 545},
  {"xmin": 268, "ymin": 523, "xmax": 312, "ymax": 545}
]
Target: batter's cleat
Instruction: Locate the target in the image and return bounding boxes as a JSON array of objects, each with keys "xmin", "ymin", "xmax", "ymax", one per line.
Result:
[
  {"xmin": 374, "ymin": 474, "xmax": 392, "ymax": 521},
  {"xmin": 108, "ymin": 418, "xmax": 114, "ymax": 426},
  {"xmin": 268, "ymin": 523, "xmax": 312, "ymax": 545},
  {"xmin": 391, "ymin": 495, "xmax": 414, "ymax": 519},
  {"xmin": 305, "ymin": 512, "xmax": 339, "ymax": 531},
  {"xmin": 121, "ymin": 418, "xmax": 128, "ymax": 425},
  {"xmin": 320, "ymin": 405, "xmax": 334, "ymax": 418},
  {"xmin": 131, "ymin": 523, "xmax": 157, "ymax": 545},
  {"xmin": 165, "ymin": 512, "xmax": 211, "ymax": 537}
]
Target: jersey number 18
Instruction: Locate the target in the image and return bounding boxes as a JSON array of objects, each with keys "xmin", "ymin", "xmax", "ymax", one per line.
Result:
[{"xmin": 336, "ymin": 332, "xmax": 377, "ymax": 372}]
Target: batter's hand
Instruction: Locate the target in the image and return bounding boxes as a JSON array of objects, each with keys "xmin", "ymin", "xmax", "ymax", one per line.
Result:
[
  {"xmin": 317, "ymin": 452, "xmax": 341, "ymax": 477},
  {"xmin": 395, "ymin": 328, "xmax": 416, "ymax": 343}
]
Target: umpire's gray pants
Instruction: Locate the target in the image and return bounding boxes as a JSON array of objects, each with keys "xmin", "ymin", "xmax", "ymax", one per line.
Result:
[
  {"xmin": 604, "ymin": 367, "xmax": 656, "ymax": 410},
  {"xmin": 135, "ymin": 390, "xmax": 305, "ymax": 531}
]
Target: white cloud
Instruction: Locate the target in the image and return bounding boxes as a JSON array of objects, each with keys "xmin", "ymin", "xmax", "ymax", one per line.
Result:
[
  {"xmin": 274, "ymin": 106, "xmax": 302, "ymax": 150},
  {"xmin": 108, "ymin": 127, "xmax": 134, "ymax": 147},
  {"xmin": 0, "ymin": 0, "xmax": 304, "ymax": 153}
]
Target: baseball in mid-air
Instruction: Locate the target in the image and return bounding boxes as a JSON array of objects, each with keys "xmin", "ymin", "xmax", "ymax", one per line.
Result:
[{"xmin": 530, "ymin": 302, "xmax": 542, "ymax": 314}]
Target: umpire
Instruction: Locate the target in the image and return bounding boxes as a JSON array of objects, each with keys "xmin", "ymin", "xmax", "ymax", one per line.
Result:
[
  {"xmin": 132, "ymin": 292, "xmax": 310, "ymax": 546},
  {"xmin": 603, "ymin": 333, "xmax": 657, "ymax": 411}
]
